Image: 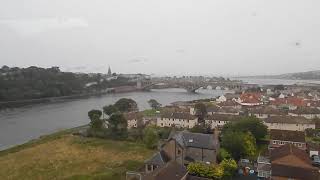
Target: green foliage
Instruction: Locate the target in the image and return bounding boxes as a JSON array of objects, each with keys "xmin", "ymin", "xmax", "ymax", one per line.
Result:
[
  {"xmin": 148, "ymin": 99, "xmax": 161, "ymax": 109},
  {"xmin": 88, "ymin": 109, "xmax": 102, "ymax": 121},
  {"xmin": 143, "ymin": 127, "xmax": 160, "ymax": 149},
  {"xmin": 114, "ymin": 98, "xmax": 138, "ymax": 112},
  {"xmin": 90, "ymin": 115, "xmax": 104, "ymax": 130},
  {"xmin": 221, "ymin": 131, "xmax": 256, "ymax": 160},
  {"xmin": 220, "ymin": 159, "xmax": 237, "ymax": 179},
  {"xmin": 190, "ymin": 124, "xmax": 206, "ymax": 133},
  {"xmin": 143, "ymin": 109, "xmax": 158, "ymax": 117},
  {"xmin": 217, "ymin": 148, "xmax": 232, "ymax": 162},
  {"xmin": 188, "ymin": 159, "xmax": 238, "ymax": 180},
  {"xmin": 222, "ymin": 116, "xmax": 267, "ymax": 140},
  {"xmin": 157, "ymin": 127, "xmax": 172, "ymax": 139},
  {"xmin": 127, "ymin": 128, "xmax": 144, "ymax": 142},
  {"xmin": 194, "ymin": 103, "xmax": 207, "ymax": 119},
  {"xmin": 107, "ymin": 113, "xmax": 128, "ymax": 139},
  {"xmin": 103, "ymin": 105, "xmax": 119, "ymax": 116},
  {"xmin": 0, "ymin": 66, "xmax": 135, "ymax": 102},
  {"xmin": 187, "ymin": 162, "xmax": 225, "ymax": 180},
  {"xmin": 188, "ymin": 163, "xmax": 215, "ymax": 179}
]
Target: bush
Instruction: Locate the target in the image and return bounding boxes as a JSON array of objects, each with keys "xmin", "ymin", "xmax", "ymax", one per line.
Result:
[
  {"xmin": 217, "ymin": 148, "xmax": 232, "ymax": 162},
  {"xmin": 143, "ymin": 127, "xmax": 159, "ymax": 149}
]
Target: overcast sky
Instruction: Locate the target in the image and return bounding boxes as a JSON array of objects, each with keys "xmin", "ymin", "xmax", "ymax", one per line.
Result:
[{"xmin": 1, "ymin": 0, "xmax": 320, "ymax": 76}]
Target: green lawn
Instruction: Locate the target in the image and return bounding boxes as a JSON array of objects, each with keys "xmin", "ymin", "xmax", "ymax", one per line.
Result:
[{"xmin": 0, "ymin": 128, "xmax": 154, "ymax": 180}]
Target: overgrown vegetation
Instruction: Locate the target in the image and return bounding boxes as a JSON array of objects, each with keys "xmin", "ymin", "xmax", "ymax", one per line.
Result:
[
  {"xmin": 187, "ymin": 159, "xmax": 237, "ymax": 180},
  {"xmin": 0, "ymin": 129, "xmax": 154, "ymax": 180},
  {"xmin": 0, "ymin": 65, "xmax": 134, "ymax": 101},
  {"xmin": 220, "ymin": 117, "xmax": 267, "ymax": 160}
]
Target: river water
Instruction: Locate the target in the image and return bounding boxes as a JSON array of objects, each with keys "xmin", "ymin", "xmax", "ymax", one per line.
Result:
[{"xmin": 0, "ymin": 88, "xmax": 227, "ymax": 150}]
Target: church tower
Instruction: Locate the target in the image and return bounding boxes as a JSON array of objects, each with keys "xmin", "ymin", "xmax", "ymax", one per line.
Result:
[{"xmin": 107, "ymin": 66, "xmax": 112, "ymax": 76}]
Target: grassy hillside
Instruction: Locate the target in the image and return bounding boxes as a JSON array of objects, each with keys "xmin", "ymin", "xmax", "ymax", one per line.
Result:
[{"xmin": 0, "ymin": 129, "xmax": 154, "ymax": 180}]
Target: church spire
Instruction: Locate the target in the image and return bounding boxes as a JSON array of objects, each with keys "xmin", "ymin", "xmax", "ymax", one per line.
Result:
[{"xmin": 108, "ymin": 65, "xmax": 112, "ymax": 76}]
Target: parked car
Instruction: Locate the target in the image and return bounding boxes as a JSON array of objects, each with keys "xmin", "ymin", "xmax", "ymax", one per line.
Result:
[{"xmin": 312, "ymin": 155, "xmax": 320, "ymax": 167}]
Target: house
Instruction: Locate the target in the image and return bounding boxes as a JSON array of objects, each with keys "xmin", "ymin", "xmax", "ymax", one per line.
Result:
[
  {"xmin": 249, "ymin": 106, "xmax": 287, "ymax": 119},
  {"xmin": 206, "ymin": 105, "xmax": 220, "ymax": 115},
  {"xmin": 270, "ymin": 96, "xmax": 307, "ymax": 110},
  {"xmin": 124, "ymin": 112, "xmax": 143, "ymax": 129},
  {"xmin": 256, "ymin": 154, "xmax": 271, "ymax": 179},
  {"xmin": 216, "ymin": 95, "xmax": 227, "ymax": 103},
  {"xmin": 289, "ymin": 107, "xmax": 320, "ymax": 119},
  {"xmin": 206, "ymin": 106, "xmax": 240, "ymax": 116},
  {"xmin": 263, "ymin": 116, "xmax": 315, "ymax": 131},
  {"xmin": 216, "ymin": 100, "xmax": 242, "ymax": 109},
  {"xmin": 142, "ymin": 161, "xmax": 188, "ymax": 180},
  {"xmin": 236, "ymin": 93, "xmax": 263, "ymax": 106},
  {"xmin": 161, "ymin": 131, "xmax": 218, "ymax": 166},
  {"xmin": 224, "ymin": 93, "xmax": 240, "ymax": 101},
  {"xmin": 270, "ymin": 144, "xmax": 319, "ymax": 180},
  {"xmin": 157, "ymin": 112, "xmax": 198, "ymax": 129},
  {"xmin": 269, "ymin": 129, "xmax": 306, "ymax": 150},
  {"xmin": 205, "ymin": 114, "xmax": 242, "ymax": 129},
  {"xmin": 144, "ymin": 150, "xmax": 170, "ymax": 174}
]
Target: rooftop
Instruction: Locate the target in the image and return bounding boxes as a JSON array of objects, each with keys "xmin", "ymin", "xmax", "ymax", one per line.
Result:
[
  {"xmin": 270, "ymin": 129, "xmax": 305, "ymax": 142},
  {"xmin": 264, "ymin": 116, "xmax": 314, "ymax": 124},
  {"xmin": 168, "ymin": 130, "xmax": 217, "ymax": 150}
]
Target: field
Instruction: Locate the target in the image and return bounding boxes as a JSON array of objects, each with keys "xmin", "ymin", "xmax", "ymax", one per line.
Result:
[{"xmin": 0, "ymin": 128, "xmax": 155, "ymax": 180}]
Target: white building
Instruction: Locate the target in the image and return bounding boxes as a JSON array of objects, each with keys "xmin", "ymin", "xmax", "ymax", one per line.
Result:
[
  {"xmin": 205, "ymin": 114, "xmax": 241, "ymax": 129},
  {"xmin": 263, "ymin": 116, "xmax": 315, "ymax": 131},
  {"xmin": 157, "ymin": 112, "xmax": 198, "ymax": 129}
]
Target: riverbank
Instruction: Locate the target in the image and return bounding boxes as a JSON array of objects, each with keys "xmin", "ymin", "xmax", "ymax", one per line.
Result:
[
  {"xmin": 0, "ymin": 86, "xmax": 151, "ymax": 110},
  {"xmin": 0, "ymin": 91, "xmax": 114, "ymax": 110},
  {"xmin": 0, "ymin": 126, "xmax": 154, "ymax": 180}
]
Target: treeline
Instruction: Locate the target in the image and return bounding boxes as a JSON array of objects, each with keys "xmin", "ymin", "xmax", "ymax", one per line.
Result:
[{"xmin": 0, "ymin": 65, "xmax": 133, "ymax": 101}]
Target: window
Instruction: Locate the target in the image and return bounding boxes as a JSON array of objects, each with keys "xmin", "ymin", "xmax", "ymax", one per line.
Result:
[
  {"xmin": 160, "ymin": 123, "xmax": 163, "ymax": 127},
  {"xmin": 298, "ymin": 143, "xmax": 302, "ymax": 147},
  {"xmin": 280, "ymin": 141, "xmax": 284, "ymax": 145},
  {"xmin": 178, "ymin": 149, "xmax": 181, "ymax": 155},
  {"xmin": 273, "ymin": 140, "xmax": 277, "ymax": 145},
  {"xmin": 147, "ymin": 164, "xmax": 152, "ymax": 171}
]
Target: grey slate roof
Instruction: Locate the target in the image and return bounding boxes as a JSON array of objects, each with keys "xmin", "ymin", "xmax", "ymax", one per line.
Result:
[
  {"xmin": 170, "ymin": 130, "xmax": 217, "ymax": 150},
  {"xmin": 145, "ymin": 150, "xmax": 170, "ymax": 166}
]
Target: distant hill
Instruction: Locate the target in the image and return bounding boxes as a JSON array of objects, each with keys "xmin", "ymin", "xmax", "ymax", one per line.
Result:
[{"xmin": 242, "ymin": 70, "xmax": 320, "ymax": 80}]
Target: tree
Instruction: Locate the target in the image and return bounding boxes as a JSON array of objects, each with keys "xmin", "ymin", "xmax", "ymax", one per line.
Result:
[
  {"xmin": 217, "ymin": 148, "xmax": 232, "ymax": 162},
  {"xmin": 187, "ymin": 163, "xmax": 215, "ymax": 179},
  {"xmin": 90, "ymin": 114, "xmax": 104, "ymax": 129},
  {"xmin": 143, "ymin": 127, "xmax": 160, "ymax": 149},
  {"xmin": 114, "ymin": 98, "xmax": 138, "ymax": 112},
  {"xmin": 220, "ymin": 159, "xmax": 237, "ymax": 179},
  {"xmin": 107, "ymin": 113, "xmax": 128, "ymax": 139},
  {"xmin": 194, "ymin": 103, "xmax": 207, "ymax": 121},
  {"xmin": 221, "ymin": 131, "xmax": 256, "ymax": 160},
  {"xmin": 190, "ymin": 124, "xmax": 206, "ymax": 133},
  {"xmin": 103, "ymin": 105, "xmax": 119, "ymax": 116},
  {"xmin": 88, "ymin": 109, "xmax": 102, "ymax": 121},
  {"xmin": 187, "ymin": 162, "xmax": 224, "ymax": 179},
  {"xmin": 148, "ymin": 99, "xmax": 161, "ymax": 109},
  {"xmin": 222, "ymin": 116, "xmax": 267, "ymax": 140}
]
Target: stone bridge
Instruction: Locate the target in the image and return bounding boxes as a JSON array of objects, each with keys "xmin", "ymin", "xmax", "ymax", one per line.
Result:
[{"xmin": 140, "ymin": 80, "xmax": 254, "ymax": 93}]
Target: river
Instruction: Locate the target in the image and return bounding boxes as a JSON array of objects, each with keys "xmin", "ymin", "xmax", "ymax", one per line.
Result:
[{"xmin": 0, "ymin": 88, "xmax": 228, "ymax": 150}]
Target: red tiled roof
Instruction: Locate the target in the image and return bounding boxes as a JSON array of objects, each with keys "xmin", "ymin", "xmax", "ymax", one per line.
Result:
[
  {"xmin": 239, "ymin": 93, "xmax": 262, "ymax": 104},
  {"xmin": 271, "ymin": 97, "xmax": 307, "ymax": 107}
]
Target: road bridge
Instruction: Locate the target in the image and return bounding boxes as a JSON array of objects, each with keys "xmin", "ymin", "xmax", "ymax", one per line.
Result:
[{"xmin": 140, "ymin": 80, "xmax": 255, "ymax": 93}]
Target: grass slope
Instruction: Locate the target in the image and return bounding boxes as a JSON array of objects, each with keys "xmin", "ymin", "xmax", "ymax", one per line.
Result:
[{"xmin": 0, "ymin": 129, "xmax": 154, "ymax": 180}]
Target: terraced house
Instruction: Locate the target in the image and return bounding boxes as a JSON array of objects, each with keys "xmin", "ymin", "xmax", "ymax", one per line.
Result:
[
  {"xmin": 269, "ymin": 129, "xmax": 306, "ymax": 150},
  {"xmin": 263, "ymin": 116, "xmax": 315, "ymax": 131},
  {"xmin": 157, "ymin": 112, "xmax": 198, "ymax": 129}
]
